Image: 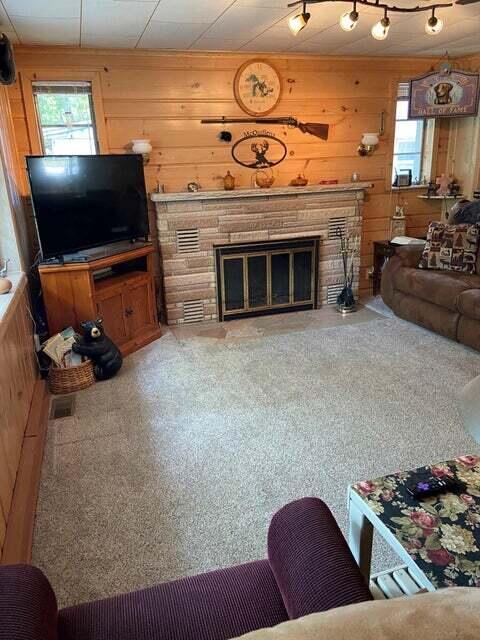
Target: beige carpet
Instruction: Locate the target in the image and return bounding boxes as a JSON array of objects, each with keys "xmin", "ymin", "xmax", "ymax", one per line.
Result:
[{"xmin": 33, "ymin": 306, "xmax": 480, "ymax": 608}]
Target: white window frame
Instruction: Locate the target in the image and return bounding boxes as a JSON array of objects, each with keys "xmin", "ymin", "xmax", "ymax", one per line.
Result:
[
  {"xmin": 32, "ymin": 80, "xmax": 99, "ymax": 155},
  {"xmin": 392, "ymin": 83, "xmax": 435, "ymax": 186}
]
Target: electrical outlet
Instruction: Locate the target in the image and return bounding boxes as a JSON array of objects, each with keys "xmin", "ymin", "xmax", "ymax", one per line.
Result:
[{"xmin": 367, "ymin": 267, "xmax": 374, "ymax": 280}]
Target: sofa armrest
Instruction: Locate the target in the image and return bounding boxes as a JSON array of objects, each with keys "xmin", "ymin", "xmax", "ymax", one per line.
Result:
[
  {"xmin": 267, "ymin": 497, "xmax": 372, "ymax": 620},
  {"xmin": 394, "ymin": 244, "xmax": 425, "ymax": 268},
  {"xmin": 0, "ymin": 564, "xmax": 58, "ymax": 640}
]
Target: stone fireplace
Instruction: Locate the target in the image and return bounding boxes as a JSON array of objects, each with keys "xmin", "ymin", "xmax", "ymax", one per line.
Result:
[{"xmin": 151, "ymin": 184, "xmax": 370, "ymax": 325}]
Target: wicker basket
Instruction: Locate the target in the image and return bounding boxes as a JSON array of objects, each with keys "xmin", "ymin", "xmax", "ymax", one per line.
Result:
[{"xmin": 49, "ymin": 359, "xmax": 95, "ymax": 395}]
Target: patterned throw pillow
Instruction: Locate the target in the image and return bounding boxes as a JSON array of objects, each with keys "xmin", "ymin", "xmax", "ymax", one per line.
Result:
[{"xmin": 418, "ymin": 221, "xmax": 480, "ymax": 273}]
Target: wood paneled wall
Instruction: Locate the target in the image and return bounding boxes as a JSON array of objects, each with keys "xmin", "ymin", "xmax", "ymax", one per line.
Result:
[
  {"xmin": 9, "ymin": 46, "xmax": 452, "ymax": 294},
  {"xmin": 0, "ymin": 86, "xmax": 33, "ymax": 270},
  {"xmin": 0, "ymin": 277, "xmax": 37, "ymax": 558},
  {"xmin": 446, "ymin": 53, "xmax": 480, "ymax": 198}
]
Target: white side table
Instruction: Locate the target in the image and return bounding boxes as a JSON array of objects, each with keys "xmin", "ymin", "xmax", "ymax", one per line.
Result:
[{"xmin": 347, "ymin": 486, "xmax": 435, "ymax": 592}]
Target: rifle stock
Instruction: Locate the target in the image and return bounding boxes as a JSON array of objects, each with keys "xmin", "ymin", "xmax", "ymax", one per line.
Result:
[{"xmin": 296, "ymin": 122, "xmax": 329, "ymax": 140}]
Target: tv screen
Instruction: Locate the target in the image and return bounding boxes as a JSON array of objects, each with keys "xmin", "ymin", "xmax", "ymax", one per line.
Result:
[{"xmin": 26, "ymin": 154, "xmax": 149, "ymax": 259}]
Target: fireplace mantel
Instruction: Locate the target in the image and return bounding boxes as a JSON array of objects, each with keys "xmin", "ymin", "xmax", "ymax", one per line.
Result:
[
  {"xmin": 152, "ymin": 183, "xmax": 369, "ymax": 324},
  {"xmin": 151, "ymin": 182, "xmax": 372, "ymax": 203}
]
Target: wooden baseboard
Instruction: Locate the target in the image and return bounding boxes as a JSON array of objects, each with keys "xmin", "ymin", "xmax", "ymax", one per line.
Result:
[
  {"xmin": 120, "ymin": 326, "xmax": 162, "ymax": 357},
  {"xmin": 1, "ymin": 379, "xmax": 50, "ymax": 565}
]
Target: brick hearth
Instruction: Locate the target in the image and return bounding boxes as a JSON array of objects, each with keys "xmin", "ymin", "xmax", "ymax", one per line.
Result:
[{"xmin": 152, "ymin": 184, "xmax": 370, "ymax": 324}]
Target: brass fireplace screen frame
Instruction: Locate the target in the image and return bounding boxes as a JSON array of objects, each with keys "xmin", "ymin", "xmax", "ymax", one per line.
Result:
[{"xmin": 215, "ymin": 238, "xmax": 319, "ymax": 321}]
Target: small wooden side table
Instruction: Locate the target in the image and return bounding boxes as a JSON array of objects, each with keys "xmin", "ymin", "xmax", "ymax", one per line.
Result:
[{"xmin": 372, "ymin": 240, "xmax": 396, "ymax": 296}]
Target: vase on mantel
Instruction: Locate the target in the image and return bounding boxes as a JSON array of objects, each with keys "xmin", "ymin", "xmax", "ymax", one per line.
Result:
[{"xmin": 223, "ymin": 171, "xmax": 235, "ymax": 191}]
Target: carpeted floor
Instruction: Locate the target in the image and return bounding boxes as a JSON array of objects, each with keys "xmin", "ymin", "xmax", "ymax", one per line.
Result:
[{"xmin": 33, "ymin": 306, "xmax": 480, "ymax": 608}]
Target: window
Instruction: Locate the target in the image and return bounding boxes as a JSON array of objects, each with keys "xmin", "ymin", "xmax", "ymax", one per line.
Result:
[
  {"xmin": 33, "ymin": 81, "xmax": 98, "ymax": 155},
  {"xmin": 392, "ymin": 83, "xmax": 434, "ymax": 185}
]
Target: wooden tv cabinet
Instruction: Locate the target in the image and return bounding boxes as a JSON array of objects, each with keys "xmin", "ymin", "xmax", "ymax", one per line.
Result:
[{"xmin": 39, "ymin": 245, "xmax": 161, "ymax": 356}]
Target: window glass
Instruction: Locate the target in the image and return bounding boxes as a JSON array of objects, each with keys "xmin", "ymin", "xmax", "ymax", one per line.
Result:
[
  {"xmin": 33, "ymin": 82, "xmax": 98, "ymax": 155},
  {"xmin": 392, "ymin": 86, "xmax": 434, "ymax": 185}
]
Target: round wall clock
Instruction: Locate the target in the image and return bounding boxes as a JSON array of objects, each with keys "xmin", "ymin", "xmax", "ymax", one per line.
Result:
[{"xmin": 234, "ymin": 59, "xmax": 282, "ymax": 117}]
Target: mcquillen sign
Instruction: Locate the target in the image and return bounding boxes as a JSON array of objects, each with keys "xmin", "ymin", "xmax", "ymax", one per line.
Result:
[{"xmin": 231, "ymin": 130, "xmax": 287, "ymax": 169}]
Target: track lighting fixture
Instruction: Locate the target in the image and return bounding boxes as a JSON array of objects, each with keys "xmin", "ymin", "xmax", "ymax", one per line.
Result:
[
  {"xmin": 286, "ymin": 0, "xmax": 455, "ymax": 40},
  {"xmin": 339, "ymin": 2, "xmax": 359, "ymax": 31},
  {"xmin": 288, "ymin": 2, "xmax": 311, "ymax": 35},
  {"xmin": 425, "ymin": 8, "xmax": 444, "ymax": 35},
  {"xmin": 371, "ymin": 9, "xmax": 390, "ymax": 40}
]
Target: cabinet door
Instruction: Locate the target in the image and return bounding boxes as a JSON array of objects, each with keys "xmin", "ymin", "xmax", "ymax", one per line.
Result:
[
  {"xmin": 125, "ymin": 278, "xmax": 156, "ymax": 338},
  {"xmin": 96, "ymin": 289, "xmax": 129, "ymax": 346}
]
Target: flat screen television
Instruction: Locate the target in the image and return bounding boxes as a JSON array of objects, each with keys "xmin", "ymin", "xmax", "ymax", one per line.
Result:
[{"xmin": 26, "ymin": 154, "xmax": 149, "ymax": 259}]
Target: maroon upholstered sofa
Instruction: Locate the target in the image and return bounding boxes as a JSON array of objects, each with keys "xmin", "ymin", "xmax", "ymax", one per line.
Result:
[
  {"xmin": 381, "ymin": 244, "xmax": 480, "ymax": 351},
  {"xmin": 0, "ymin": 497, "xmax": 372, "ymax": 640}
]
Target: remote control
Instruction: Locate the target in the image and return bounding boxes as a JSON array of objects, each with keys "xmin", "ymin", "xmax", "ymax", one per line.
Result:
[{"xmin": 406, "ymin": 476, "xmax": 466, "ymax": 500}]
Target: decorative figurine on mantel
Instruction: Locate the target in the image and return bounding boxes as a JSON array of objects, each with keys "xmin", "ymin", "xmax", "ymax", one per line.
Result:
[
  {"xmin": 223, "ymin": 170, "xmax": 235, "ymax": 191},
  {"xmin": 290, "ymin": 174, "xmax": 308, "ymax": 187},
  {"xmin": 436, "ymin": 173, "xmax": 450, "ymax": 196}
]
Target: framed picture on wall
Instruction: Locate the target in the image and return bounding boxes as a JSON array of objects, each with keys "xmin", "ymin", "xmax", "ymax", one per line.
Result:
[{"xmin": 409, "ymin": 69, "xmax": 480, "ymax": 119}]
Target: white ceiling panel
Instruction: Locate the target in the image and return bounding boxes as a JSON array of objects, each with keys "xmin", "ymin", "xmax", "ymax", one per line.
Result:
[
  {"xmin": 237, "ymin": 0, "xmax": 301, "ymax": 6},
  {"xmin": 82, "ymin": 0, "xmax": 157, "ymax": 36},
  {"xmin": 12, "ymin": 16, "xmax": 80, "ymax": 45},
  {"xmin": 0, "ymin": 0, "xmax": 478, "ymax": 55},
  {"xmin": 2, "ymin": 0, "xmax": 80, "ymax": 19},
  {"xmin": 0, "ymin": 3, "xmax": 13, "ymax": 29},
  {"xmin": 202, "ymin": 5, "xmax": 291, "ymax": 39},
  {"xmin": 82, "ymin": 32, "xmax": 140, "ymax": 48},
  {"xmin": 138, "ymin": 21, "xmax": 210, "ymax": 48},
  {"xmin": 152, "ymin": 0, "xmax": 234, "ymax": 24},
  {"xmin": 189, "ymin": 37, "xmax": 248, "ymax": 50}
]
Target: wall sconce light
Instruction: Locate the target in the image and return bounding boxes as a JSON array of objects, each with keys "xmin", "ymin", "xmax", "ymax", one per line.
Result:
[
  {"xmin": 358, "ymin": 132, "xmax": 379, "ymax": 156},
  {"xmin": 132, "ymin": 139, "xmax": 152, "ymax": 164}
]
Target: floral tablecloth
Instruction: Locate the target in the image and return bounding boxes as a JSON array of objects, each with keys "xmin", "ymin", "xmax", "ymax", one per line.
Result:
[{"xmin": 352, "ymin": 455, "xmax": 480, "ymax": 588}]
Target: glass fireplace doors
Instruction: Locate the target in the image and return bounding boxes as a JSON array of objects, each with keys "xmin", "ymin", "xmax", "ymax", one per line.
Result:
[{"xmin": 216, "ymin": 238, "xmax": 318, "ymax": 321}]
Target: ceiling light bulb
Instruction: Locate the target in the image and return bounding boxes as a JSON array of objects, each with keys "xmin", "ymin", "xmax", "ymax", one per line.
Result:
[
  {"xmin": 371, "ymin": 17, "xmax": 390, "ymax": 41},
  {"xmin": 288, "ymin": 11, "xmax": 310, "ymax": 35},
  {"xmin": 340, "ymin": 10, "xmax": 359, "ymax": 32},
  {"xmin": 425, "ymin": 15, "xmax": 443, "ymax": 35}
]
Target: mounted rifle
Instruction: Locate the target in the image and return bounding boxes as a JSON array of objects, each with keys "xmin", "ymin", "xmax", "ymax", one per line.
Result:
[{"xmin": 200, "ymin": 117, "xmax": 329, "ymax": 141}]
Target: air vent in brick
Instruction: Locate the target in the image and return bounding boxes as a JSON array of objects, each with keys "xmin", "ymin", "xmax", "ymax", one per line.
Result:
[
  {"xmin": 328, "ymin": 217, "xmax": 347, "ymax": 239},
  {"xmin": 176, "ymin": 229, "xmax": 200, "ymax": 253},
  {"xmin": 183, "ymin": 300, "xmax": 205, "ymax": 323},
  {"xmin": 326, "ymin": 284, "xmax": 344, "ymax": 305}
]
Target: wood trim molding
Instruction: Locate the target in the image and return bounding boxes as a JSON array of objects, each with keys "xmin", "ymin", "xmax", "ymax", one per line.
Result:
[
  {"xmin": 19, "ymin": 68, "xmax": 110, "ymax": 155},
  {"xmin": 1, "ymin": 379, "xmax": 49, "ymax": 565}
]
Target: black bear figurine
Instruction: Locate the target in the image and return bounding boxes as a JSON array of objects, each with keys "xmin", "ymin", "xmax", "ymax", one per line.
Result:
[{"xmin": 72, "ymin": 318, "xmax": 123, "ymax": 381}]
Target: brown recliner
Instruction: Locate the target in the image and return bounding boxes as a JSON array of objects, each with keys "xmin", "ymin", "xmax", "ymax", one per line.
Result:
[{"xmin": 381, "ymin": 244, "xmax": 480, "ymax": 351}]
